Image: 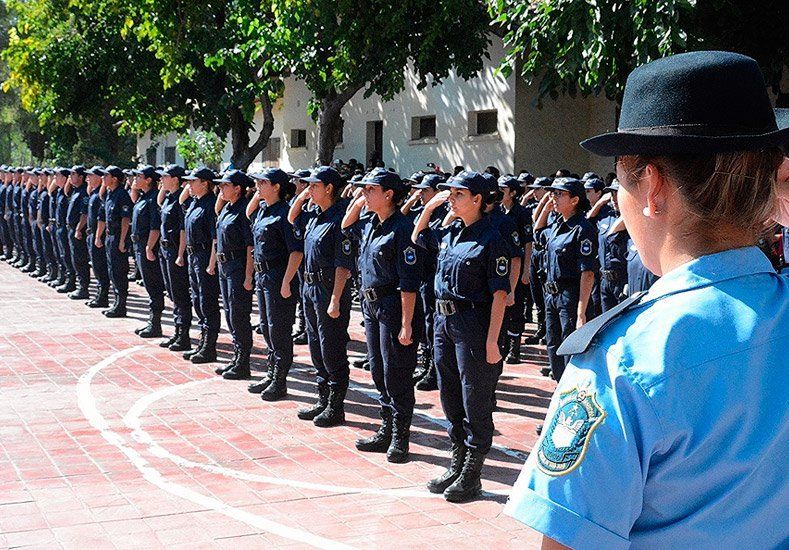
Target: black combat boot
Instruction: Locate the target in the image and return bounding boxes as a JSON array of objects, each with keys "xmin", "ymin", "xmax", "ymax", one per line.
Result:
[
  {"xmin": 87, "ymin": 287, "xmax": 109, "ymax": 308},
  {"xmin": 160, "ymin": 327, "xmax": 180, "ymax": 348},
  {"xmin": 191, "ymin": 331, "xmax": 218, "ymax": 364},
  {"xmin": 506, "ymin": 335, "xmax": 522, "ymax": 364},
  {"xmin": 313, "ymin": 385, "xmax": 347, "ymax": 428},
  {"xmin": 412, "ymin": 346, "xmax": 430, "ymax": 383},
  {"xmin": 49, "ymin": 269, "xmax": 65, "ymax": 288},
  {"xmin": 69, "ymin": 284, "xmax": 90, "ymax": 300},
  {"xmin": 21, "ymin": 258, "xmax": 36, "ymax": 273},
  {"xmin": 387, "ymin": 415, "xmax": 412, "ymax": 463},
  {"xmin": 355, "ymin": 408, "xmax": 393, "ymax": 453},
  {"xmin": 168, "ymin": 326, "xmax": 191, "ymax": 352},
  {"xmin": 524, "ymin": 323, "xmax": 545, "ymax": 344},
  {"xmin": 223, "ymin": 347, "xmax": 251, "ymax": 380},
  {"xmin": 214, "ymin": 345, "xmax": 238, "ymax": 374},
  {"xmin": 31, "ymin": 263, "xmax": 46, "ymax": 278},
  {"xmin": 297, "ymin": 381, "xmax": 329, "ymax": 420},
  {"xmin": 260, "ymin": 364, "xmax": 288, "ymax": 401},
  {"xmin": 56, "ymin": 275, "xmax": 76, "ymax": 293},
  {"xmin": 443, "ymin": 449, "xmax": 485, "ymax": 503},
  {"xmin": 184, "ymin": 328, "xmax": 206, "ymax": 360},
  {"xmin": 249, "ymin": 361, "xmax": 275, "ymax": 394},
  {"xmin": 427, "ymin": 444, "xmax": 467, "ymax": 494},
  {"xmin": 416, "ymin": 362, "xmax": 438, "ymax": 391},
  {"xmin": 103, "ymin": 299, "xmax": 127, "ymax": 318},
  {"xmin": 138, "ymin": 313, "xmax": 163, "ymax": 338}
]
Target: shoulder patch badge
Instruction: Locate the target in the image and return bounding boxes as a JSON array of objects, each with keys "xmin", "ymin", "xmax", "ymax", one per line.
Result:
[
  {"xmin": 495, "ymin": 256, "xmax": 508, "ymax": 276},
  {"xmin": 342, "ymin": 239, "xmax": 352, "ymax": 256},
  {"xmin": 293, "ymin": 226, "xmax": 303, "ymax": 240},
  {"xmin": 537, "ymin": 386, "xmax": 606, "ymax": 476},
  {"xmin": 512, "ymin": 231, "xmax": 521, "ymax": 246},
  {"xmin": 403, "ymin": 246, "xmax": 417, "ymax": 265},
  {"xmin": 580, "ymin": 238, "xmax": 592, "ymax": 256}
]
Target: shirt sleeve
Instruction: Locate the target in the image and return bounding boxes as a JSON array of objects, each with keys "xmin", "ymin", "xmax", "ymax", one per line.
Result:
[
  {"xmin": 500, "ymin": 216, "xmax": 522, "ymax": 259},
  {"xmin": 333, "ymin": 222, "xmax": 356, "ymax": 271},
  {"xmin": 504, "ymin": 358, "xmax": 662, "ymax": 550},
  {"xmin": 341, "ymin": 216, "xmax": 365, "ymax": 242},
  {"xmin": 120, "ymin": 193, "xmax": 133, "ymax": 219},
  {"xmin": 395, "ymin": 223, "xmax": 423, "ymax": 293},
  {"xmin": 149, "ymin": 202, "xmax": 162, "ymax": 229},
  {"xmin": 240, "ymin": 214, "xmax": 253, "ymax": 248},
  {"xmin": 577, "ymin": 223, "xmax": 599, "ymax": 273},
  {"xmin": 486, "ymin": 236, "xmax": 511, "ymax": 295},
  {"xmin": 281, "ymin": 215, "xmax": 303, "ymax": 254}
]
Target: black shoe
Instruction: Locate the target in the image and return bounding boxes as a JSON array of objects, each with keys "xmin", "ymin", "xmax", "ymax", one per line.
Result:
[
  {"xmin": 254, "ymin": 323, "xmax": 265, "ymax": 335},
  {"xmin": 138, "ymin": 315, "xmax": 163, "ymax": 338},
  {"xmin": 103, "ymin": 307, "xmax": 127, "ymax": 318},
  {"xmin": 247, "ymin": 380, "xmax": 272, "ymax": 394},
  {"xmin": 293, "ymin": 331, "xmax": 307, "ymax": 345},
  {"xmin": 297, "ymin": 382, "xmax": 330, "ymax": 420},
  {"xmin": 260, "ymin": 365, "xmax": 288, "ymax": 401},
  {"xmin": 386, "ymin": 416, "xmax": 411, "ymax": 463},
  {"xmin": 416, "ymin": 364, "xmax": 438, "ymax": 391},
  {"xmin": 355, "ymin": 409, "xmax": 393, "ymax": 452},
  {"xmin": 184, "ymin": 329, "xmax": 207, "ymax": 359},
  {"xmin": 363, "ymin": 362, "xmax": 370, "ymax": 371},
  {"xmin": 168, "ymin": 327, "xmax": 192, "ymax": 352},
  {"xmin": 56, "ymin": 279, "xmax": 76, "ymax": 293},
  {"xmin": 540, "ymin": 367, "xmax": 552, "ymax": 377},
  {"xmin": 160, "ymin": 328, "xmax": 180, "ymax": 348},
  {"xmin": 191, "ymin": 331, "xmax": 218, "ymax": 364},
  {"xmin": 222, "ymin": 349, "xmax": 251, "ymax": 380},
  {"xmin": 313, "ymin": 385, "xmax": 347, "ymax": 427},
  {"xmin": 68, "ymin": 287, "xmax": 90, "ymax": 300},
  {"xmin": 427, "ymin": 444, "xmax": 467, "ymax": 494},
  {"xmin": 352, "ymin": 356, "xmax": 368, "ymax": 369},
  {"xmin": 87, "ymin": 296, "xmax": 109, "ymax": 308},
  {"xmin": 443, "ymin": 449, "xmax": 485, "ymax": 503},
  {"xmin": 215, "ymin": 346, "xmax": 238, "ymax": 374},
  {"xmin": 505, "ymin": 335, "xmax": 522, "ymax": 364}
]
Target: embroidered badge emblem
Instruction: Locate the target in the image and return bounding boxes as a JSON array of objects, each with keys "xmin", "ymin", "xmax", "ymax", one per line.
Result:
[
  {"xmin": 580, "ymin": 238, "xmax": 592, "ymax": 256},
  {"xmin": 537, "ymin": 386, "xmax": 606, "ymax": 476},
  {"xmin": 496, "ymin": 256, "xmax": 508, "ymax": 276},
  {"xmin": 404, "ymin": 246, "xmax": 417, "ymax": 265},
  {"xmin": 342, "ymin": 239, "xmax": 352, "ymax": 255},
  {"xmin": 293, "ymin": 226, "xmax": 302, "ymax": 239},
  {"xmin": 512, "ymin": 231, "xmax": 521, "ymax": 246}
]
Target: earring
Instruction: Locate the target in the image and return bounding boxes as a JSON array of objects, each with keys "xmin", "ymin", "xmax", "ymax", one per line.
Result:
[{"xmin": 642, "ymin": 206, "xmax": 650, "ymax": 216}]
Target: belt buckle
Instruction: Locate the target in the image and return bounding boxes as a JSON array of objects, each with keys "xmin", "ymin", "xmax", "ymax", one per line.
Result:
[
  {"xmin": 217, "ymin": 252, "xmax": 226, "ymax": 262},
  {"xmin": 546, "ymin": 282, "xmax": 558, "ymax": 294},
  {"xmin": 254, "ymin": 262, "xmax": 264, "ymax": 273},
  {"xmin": 305, "ymin": 272, "xmax": 314, "ymax": 284},
  {"xmin": 438, "ymin": 300, "xmax": 456, "ymax": 316},
  {"xmin": 362, "ymin": 288, "xmax": 378, "ymax": 302}
]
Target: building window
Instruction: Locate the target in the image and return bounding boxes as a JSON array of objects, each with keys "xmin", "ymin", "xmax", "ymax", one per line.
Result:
[
  {"xmin": 261, "ymin": 137, "xmax": 280, "ymax": 166},
  {"xmin": 164, "ymin": 146, "xmax": 176, "ymax": 164},
  {"xmin": 411, "ymin": 115, "xmax": 436, "ymax": 140},
  {"xmin": 290, "ymin": 129, "xmax": 307, "ymax": 148},
  {"xmin": 146, "ymin": 146, "xmax": 157, "ymax": 166},
  {"xmin": 469, "ymin": 110, "xmax": 498, "ymax": 136}
]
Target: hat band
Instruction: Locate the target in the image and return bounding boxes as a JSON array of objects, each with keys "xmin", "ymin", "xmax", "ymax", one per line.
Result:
[{"xmin": 617, "ymin": 121, "xmax": 779, "ymax": 137}]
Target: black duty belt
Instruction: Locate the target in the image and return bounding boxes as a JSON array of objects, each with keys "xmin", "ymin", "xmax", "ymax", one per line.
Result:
[
  {"xmin": 600, "ymin": 269, "xmax": 626, "ymax": 282},
  {"xmin": 544, "ymin": 281, "xmax": 576, "ymax": 295},
  {"xmin": 435, "ymin": 299, "xmax": 486, "ymax": 316},
  {"xmin": 303, "ymin": 269, "xmax": 329, "ymax": 285},
  {"xmin": 186, "ymin": 242, "xmax": 210, "ymax": 254},
  {"xmin": 160, "ymin": 238, "xmax": 177, "ymax": 249},
  {"xmin": 130, "ymin": 234, "xmax": 141, "ymax": 243},
  {"xmin": 361, "ymin": 283, "xmax": 398, "ymax": 303},
  {"xmin": 216, "ymin": 250, "xmax": 245, "ymax": 263},
  {"xmin": 254, "ymin": 258, "xmax": 288, "ymax": 273}
]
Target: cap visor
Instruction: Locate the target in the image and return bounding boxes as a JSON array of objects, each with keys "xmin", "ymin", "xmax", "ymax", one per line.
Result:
[{"xmin": 437, "ymin": 181, "xmax": 468, "ymax": 191}]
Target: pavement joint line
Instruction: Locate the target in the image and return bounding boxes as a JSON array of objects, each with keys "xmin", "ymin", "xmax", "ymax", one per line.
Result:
[{"xmin": 77, "ymin": 346, "xmax": 353, "ymax": 550}]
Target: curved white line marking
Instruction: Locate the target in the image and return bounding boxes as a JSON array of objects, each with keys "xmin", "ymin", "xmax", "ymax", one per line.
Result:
[{"xmin": 77, "ymin": 347, "xmax": 353, "ymax": 550}]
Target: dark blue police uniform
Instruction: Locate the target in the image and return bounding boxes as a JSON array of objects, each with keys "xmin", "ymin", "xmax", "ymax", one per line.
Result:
[
  {"xmin": 103, "ymin": 174, "xmax": 133, "ymax": 313},
  {"xmin": 131, "ymin": 187, "xmax": 166, "ymax": 322},
  {"xmin": 54, "ymin": 179, "xmax": 75, "ymax": 287},
  {"xmin": 37, "ymin": 183, "xmax": 57, "ymax": 281},
  {"xmin": 66, "ymin": 178, "xmax": 91, "ymax": 293},
  {"xmin": 626, "ymin": 237, "xmax": 659, "ymax": 294},
  {"xmin": 595, "ymin": 208, "xmax": 628, "ymax": 311},
  {"xmin": 28, "ymin": 184, "xmax": 42, "ymax": 273},
  {"xmin": 86, "ymin": 179, "xmax": 110, "ymax": 305},
  {"xmin": 159, "ymin": 190, "xmax": 193, "ymax": 328}
]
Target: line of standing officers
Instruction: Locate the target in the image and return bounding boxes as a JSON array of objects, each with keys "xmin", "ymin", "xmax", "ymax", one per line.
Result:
[{"xmin": 0, "ymin": 161, "xmax": 664, "ymax": 502}]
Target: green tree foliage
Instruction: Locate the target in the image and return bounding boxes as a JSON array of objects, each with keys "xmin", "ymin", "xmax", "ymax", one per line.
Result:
[
  {"xmin": 263, "ymin": 0, "xmax": 491, "ymax": 165},
  {"xmin": 492, "ymin": 0, "xmax": 789, "ymax": 105},
  {"xmin": 176, "ymin": 130, "xmax": 225, "ymax": 169}
]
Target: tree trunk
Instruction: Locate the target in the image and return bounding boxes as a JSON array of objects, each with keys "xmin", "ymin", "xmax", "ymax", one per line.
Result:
[
  {"xmin": 315, "ymin": 85, "xmax": 363, "ymax": 166},
  {"xmin": 229, "ymin": 95, "xmax": 275, "ymax": 171}
]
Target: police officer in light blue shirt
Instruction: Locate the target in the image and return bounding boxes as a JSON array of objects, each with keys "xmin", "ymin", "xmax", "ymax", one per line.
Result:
[{"xmin": 505, "ymin": 51, "xmax": 789, "ymax": 549}]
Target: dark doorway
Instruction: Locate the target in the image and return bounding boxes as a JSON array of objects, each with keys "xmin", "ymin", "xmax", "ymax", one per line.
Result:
[{"xmin": 366, "ymin": 121, "xmax": 383, "ymax": 168}]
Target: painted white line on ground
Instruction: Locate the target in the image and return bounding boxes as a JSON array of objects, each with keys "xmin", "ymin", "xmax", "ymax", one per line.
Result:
[{"xmin": 77, "ymin": 347, "xmax": 353, "ymax": 550}]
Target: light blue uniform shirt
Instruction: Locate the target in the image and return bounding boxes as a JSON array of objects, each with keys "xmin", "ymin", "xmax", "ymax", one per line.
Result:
[{"xmin": 505, "ymin": 246, "xmax": 789, "ymax": 549}]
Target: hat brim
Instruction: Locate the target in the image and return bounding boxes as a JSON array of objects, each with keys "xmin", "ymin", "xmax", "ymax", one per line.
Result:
[
  {"xmin": 602, "ymin": 185, "xmax": 619, "ymax": 193},
  {"xmin": 581, "ymin": 124, "xmax": 789, "ymax": 157},
  {"xmin": 437, "ymin": 181, "xmax": 470, "ymax": 191}
]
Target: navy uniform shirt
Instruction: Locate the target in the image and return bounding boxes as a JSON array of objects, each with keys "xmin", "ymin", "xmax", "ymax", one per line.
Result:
[
  {"xmin": 626, "ymin": 238, "xmax": 659, "ymax": 294},
  {"xmin": 781, "ymin": 225, "xmax": 789, "ymax": 269},
  {"xmin": 289, "ymin": 198, "xmax": 318, "ymax": 246},
  {"xmin": 37, "ymin": 188, "xmax": 50, "ymax": 227},
  {"xmin": 66, "ymin": 185, "xmax": 89, "ymax": 229},
  {"xmin": 345, "ymin": 210, "xmax": 424, "ymax": 293},
  {"xmin": 303, "ymin": 199, "xmax": 356, "ymax": 276},
  {"xmin": 596, "ymin": 212, "xmax": 629, "ymax": 273},
  {"xmin": 417, "ymin": 216, "xmax": 510, "ymax": 304},
  {"xmin": 544, "ymin": 212, "xmax": 599, "ymax": 284},
  {"xmin": 159, "ymin": 192, "xmax": 188, "ymax": 247},
  {"xmin": 12, "ymin": 183, "xmax": 22, "ymax": 218},
  {"xmin": 502, "ymin": 201, "xmax": 534, "ymax": 251},
  {"xmin": 184, "ymin": 192, "xmax": 217, "ymax": 247},
  {"xmin": 55, "ymin": 187, "xmax": 70, "ymax": 226},
  {"xmin": 20, "ymin": 186, "xmax": 29, "ymax": 222},
  {"xmin": 487, "ymin": 207, "xmax": 522, "ymax": 261},
  {"xmin": 216, "ymin": 197, "xmax": 252, "ymax": 255},
  {"xmin": 28, "ymin": 187, "xmax": 39, "ymax": 222},
  {"xmin": 131, "ymin": 188, "xmax": 161, "ymax": 240},
  {"xmin": 251, "ymin": 200, "xmax": 303, "ymax": 287},
  {"xmin": 0, "ymin": 183, "xmax": 5, "ymax": 216},
  {"xmin": 103, "ymin": 185, "xmax": 133, "ymax": 236},
  {"xmin": 86, "ymin": 189, "xmax": 103, "ymax": 233}
]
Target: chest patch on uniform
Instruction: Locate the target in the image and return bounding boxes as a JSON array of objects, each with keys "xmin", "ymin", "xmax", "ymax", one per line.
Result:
[
  {"xmin": 342, "ymin": 239, "xmax": 352, "ymax": 255},
  {"xmin": 293, "ymin": 226, "xmax": 302, "ymax": 239},
  {"xmin": 512, "ymin": 231, "xmax": 521, "ymax": 246},
  {"xmin": 580, "ymin": 238, "xmax": 592, "ymax": 256},
  {"xmin": 496, "ymin": 256, "xmax": 508, "ymax": 276},
  {"xmin": 537, "ymin": 386, "xmax": 605, "ymax": 476},
  {"xmin": 404, "ymin": 246, "xmax": 417, "ymax": 265}
]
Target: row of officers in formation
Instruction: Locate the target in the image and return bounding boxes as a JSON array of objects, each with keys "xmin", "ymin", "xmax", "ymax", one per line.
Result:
[{"xmin": 0, "ymin": 161, "xmax": 666, "ymax": 502}]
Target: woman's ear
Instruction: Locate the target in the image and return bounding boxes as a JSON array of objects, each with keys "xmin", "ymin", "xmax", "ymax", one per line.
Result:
[{"xmin": 642, "ymin": 163, "xmax": 668, "ymax": 217}]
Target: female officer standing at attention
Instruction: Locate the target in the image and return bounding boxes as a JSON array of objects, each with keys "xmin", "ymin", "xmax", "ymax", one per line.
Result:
[
  {"xmin": 247, "ymin": 168, "xmax": 303, "ymax": 401},
  {"xmin": 85, "ymin": 166, "xmax": 110, "ymax": 308},
  {"xmin": 181, "ymin": 168, "xmax": 221, "ymax": 365},
  {"xmin": 412, "ymin": 170, "xmax": 510, "ymax": 503},
  {"xmin": 288, "ymin": 167, "xmax": 354, "ymax": 428},
  {"xmin": 587, "ymin": 178, "xmax": 630, "ymax": 311},
  {"xmin": 534, "ymin": 177, "xmax": 597, "ymax": 382},
  {"xmin": 156, "ymin": 165, "xmax": 192, "ymax": 352},
  {"xmin": 342, "ymin": 168, "xmax": 424, "ymax": 463},
  {"xmin": 99, "ymin": 166, "xmax": 133, "ymax": 318},
  {"xmin": 506, "ymin": 51, "xmax": 789, "ymax": 549},
  {"xmin": 213, "ymin": 170, "xmax": 255, "ymax": 380}
]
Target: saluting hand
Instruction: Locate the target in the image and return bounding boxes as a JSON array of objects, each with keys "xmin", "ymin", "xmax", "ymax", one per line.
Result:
[{"xmin": 425, "ymin": 190, "xmax": 450, "ymax": 211}]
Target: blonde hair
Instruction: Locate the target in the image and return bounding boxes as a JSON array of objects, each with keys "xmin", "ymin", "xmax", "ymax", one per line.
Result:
[{"xmin": 619, "ymin": 148, "xmax": 783, "ymax": 240}]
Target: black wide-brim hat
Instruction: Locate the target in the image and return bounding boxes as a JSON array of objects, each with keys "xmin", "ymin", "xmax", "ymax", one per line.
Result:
[{"xmin": 581, "ymin": 51, "xmax": 789, "ymax": 157}]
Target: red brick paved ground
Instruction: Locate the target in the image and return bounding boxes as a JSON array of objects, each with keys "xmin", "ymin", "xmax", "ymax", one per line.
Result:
[{"xmin": 0, "ymin": 260, "xmax": 554, "ymax": 549}]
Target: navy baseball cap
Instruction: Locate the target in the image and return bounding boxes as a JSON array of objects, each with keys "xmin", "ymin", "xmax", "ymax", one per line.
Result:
[
  {"xmin": 582, "ymin": 171, "xmax": 600, "ymax": 181},
  {"xmin": 214, "ymin": 169, "xmax": 254, "ymax": 188},
  {"xmin": 56, "ymin": 167, "xmax": 71, "ymax": 177},
  {"xmin": 184, "ymin": 167, "xmax": 217, "ymax": 182},
  {"xmin": 289, "ymin": 169, "xmax": 311, "ymax": 180},
  {"xmin": 87, "ymin": 165, "xmax": 105, "ymax": 176},
  {"xmin": 104, "ymin": 166, "xmax": 125, "ymax": 179},
  {"xmin": 583, "ymin": 177, "xmax": 606, "ymax": 192},
  {"xmin": 70, "ymin": 165, "xmax": 87, "ymax": 176},
  {"xmin": 156, "ymin": 165, "xmax": 187, "ymax": 178},
  {"xmin": 250, "ymin": 168, "xmax": 291, "ymax": 186},
  {"xmin": 403, "ymin": 171, "xmax": 426, "ymax": 184},
  {"xmin": 413, "ymin": 173, "xmax": 446, "ymax": 190},
  {"xmin": 133, "ymin": 165, "xmax": 160, "ymax": 180},
  {"xmin": 550, "ymin": 177, "xmax": 586, "ymax": 196},
  {"xmin": 527, "ymin": 176, "xmax": 553, "ymax": 189},
  {"xmin": 603, "ymin": 179, "xmax": 621, "ymax": 193},
  {"xmin": 299, "ymin": 166, "xmax": 343, "ymax": 188},
  {"xmin": 357, "ymin": 168, "xmax": 406, "ymax": 193},
  {"xmin": 517, "ymin": 171, "xmax": 535, "ymax": 186},
  {"xmin": 44, "ymin": 168, "xmax": 55, "ymax": 176},
  {"xmin": 497, "ymin": 175, "xmax": 521, "ymax": 190},
  {"xmin": 438, "ymin": 170, "xmax": 489, "ymax": 196}
]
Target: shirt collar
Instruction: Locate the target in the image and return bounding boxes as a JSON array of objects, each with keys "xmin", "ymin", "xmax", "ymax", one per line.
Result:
[{"xmin": 644, "ymin": 246, "xmax": 776, "ymax": 302}]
